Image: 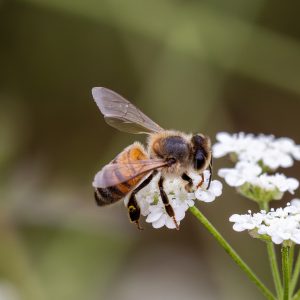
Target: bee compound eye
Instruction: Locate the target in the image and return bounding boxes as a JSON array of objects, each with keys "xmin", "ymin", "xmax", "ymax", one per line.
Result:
[{"xmin": 194, "ymin": 151, "xmax": 205, "ymax": 170}]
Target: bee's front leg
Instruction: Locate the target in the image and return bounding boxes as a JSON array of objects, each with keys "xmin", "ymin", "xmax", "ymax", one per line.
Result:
[{"xmin": 181, "ymin": 173, "xmax": 193, "ymax": 192}]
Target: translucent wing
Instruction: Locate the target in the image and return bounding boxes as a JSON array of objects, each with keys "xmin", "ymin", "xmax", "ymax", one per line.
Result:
[
  {"xmin": 93, "ymin": 159, "xmax": 167, "ymax": 188},
  {"xmin": 92, "ymin": 87, "xmax": 164, "ymax": 134}
]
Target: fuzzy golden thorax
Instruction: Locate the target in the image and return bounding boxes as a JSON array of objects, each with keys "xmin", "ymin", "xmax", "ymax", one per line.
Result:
[{"xmin": 147, "ymin": 130, "xmax": 193, "ymax": 176}]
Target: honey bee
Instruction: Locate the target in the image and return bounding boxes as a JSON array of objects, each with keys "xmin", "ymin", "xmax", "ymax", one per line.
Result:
[{"xmin": 92, "ymin": 87, "xmax": 212, "ymax": 230}]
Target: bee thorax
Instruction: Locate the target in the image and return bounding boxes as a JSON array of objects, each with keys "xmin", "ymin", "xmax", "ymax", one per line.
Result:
[{"xmin": 149, "ymin": 133, "xmax": 191, "ymax": 164}]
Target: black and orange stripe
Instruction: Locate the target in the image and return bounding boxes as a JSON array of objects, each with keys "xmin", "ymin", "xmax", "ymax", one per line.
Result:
[{"xmin": 94, "ymin": 144, "xmax": 149, "ymax": 206}]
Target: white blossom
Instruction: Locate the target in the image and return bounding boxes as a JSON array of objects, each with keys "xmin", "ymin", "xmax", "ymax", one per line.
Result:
[
  {"xmin": 213, "ymin": 132, "xmax": 255, "ymax": 159},
  {"xmin": 229, "ymin": 212, "xmax": 265, "ymax": 232},
  {"xmin": 291, "ymin": 198, "xmax": 300, "ymax": 208},
  {"xmin": 218, "ymin": 161, "xmax": 262, "ymax": 187},
  {"xmin": 131, "ymin": 170, "xmax": 222, "ymax": 229},
  {"xmin": 249, "ymin": 173, "xmax": 299, "ymax": 194},
  {"xmin": 230, "ymin": 200, "xmax": 300, "ymax": 244},
  {"xmin": 218, "ymin": 161, "xmax": 298, "ymax": 201},
  {"xmin": 213, "ymin": 132, "xmax": 300, "ymax": 170}
]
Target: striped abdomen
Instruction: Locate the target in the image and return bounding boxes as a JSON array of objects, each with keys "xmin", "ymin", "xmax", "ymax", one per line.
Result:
[{"xmin": 94, "ymin": 142, "xmax": 149, "ymax": 206}]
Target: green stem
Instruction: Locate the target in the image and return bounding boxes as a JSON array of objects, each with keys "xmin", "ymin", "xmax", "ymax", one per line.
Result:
[
  {"xmin": 260, "ymin": 201, "xmax": 283, "ymax": 299},
  {"xmin": 290, "ymin": 244, "xmax": 295, "ymax": 276},
  {"xmin": 282, "ymin": 246, "xmax": 290, "ymax": 300},
  {"xmin": 291, "ymin": 251, "xmax": 300, "ymax": 296},
  {"xmin": 267, "ymin": 242, "xmax": 283, "ymax": 299},
  {"xmin": 289, "ymin": 244, "xmax": 295, "ymax": 299},
  {"xmin": 189, "ymin": 206, "xmax": 275, "ymax": 300}
]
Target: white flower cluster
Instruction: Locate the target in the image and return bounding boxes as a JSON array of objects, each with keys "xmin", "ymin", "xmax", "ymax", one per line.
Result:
[
  {"xmin": 213, "ymin": 132, "xmax": 300, "ymax": 170},
  {"xmin": 230, "ymin": 199, "xmax": 300, "ymax": 244},
  {"xmin": 126, "ymin": 170, "xmax": 222, "ymax": 229},
  {"xmin": 219, "ymin": 161, "xmax": 298, "ymax": 193},
  {"xmin": 214, "ymin": 133, "xmax": 300, "ymax": 202}
]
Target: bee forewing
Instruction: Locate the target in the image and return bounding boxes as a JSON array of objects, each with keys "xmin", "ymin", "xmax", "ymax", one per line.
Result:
[
  {"xmin": 92, "ymin": 87, "xmax": 163, "ymax": 134},
  {"xmin": 93, "ymin": 159, "xmax": 167, "ymax": 188}
]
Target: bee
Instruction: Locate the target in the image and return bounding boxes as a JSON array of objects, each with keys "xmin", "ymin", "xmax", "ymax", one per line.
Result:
[{"xmin": 92, "ymin": 87, "xmax": 212, "ymax": 230}]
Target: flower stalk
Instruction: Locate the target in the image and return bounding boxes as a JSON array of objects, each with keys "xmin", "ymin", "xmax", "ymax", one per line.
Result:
[
  {"xmin": 290, "ymin": 244, "xmax": 295, "ymax": 276},
  {"xmin": 282, "ymin": 246, "xmax": 290, "ymax": 300},
  {"xmin": 260, "ymin": 202, "xmax": 283, "ymax": 299},
  {"xmin": 267, "ymin": 242, "xmax": 283, "ymax": 299},
  {"xmin": 189, "ymin": 205, "xmax": 275, "ymax": 300}
]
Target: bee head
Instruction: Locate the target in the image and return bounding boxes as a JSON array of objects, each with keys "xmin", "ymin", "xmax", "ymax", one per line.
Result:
[{"xmin": 191, "ymin": 134, "xmax": 211, "ymax": 171}]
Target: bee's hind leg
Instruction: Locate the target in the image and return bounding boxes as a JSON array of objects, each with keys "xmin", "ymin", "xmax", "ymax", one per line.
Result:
[
  {"xmin": 158, "ymin": 176, "xmax": 179, "ymax": 230},
  {"xmin": 127, "ymin": 171, "xmax": 156, "ymax": 230},
  {"xmin": 127, "ymin": 194, "xmax": 142, "ymax": 230}
]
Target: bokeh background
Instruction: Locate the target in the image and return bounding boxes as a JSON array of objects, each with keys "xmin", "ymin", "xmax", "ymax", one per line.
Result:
[{"xmin": 1, "ymin": 0, "xmax": 300, "ymax": 299}]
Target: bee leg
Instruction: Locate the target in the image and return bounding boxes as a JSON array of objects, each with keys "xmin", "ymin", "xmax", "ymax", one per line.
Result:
[
  {"xmin": 127, "ymin": 194, "xmax": 142, "ymax": 230},
  {"xmin": 196, "ymin": 173, "xmax": 205, "ymax": 189},
  {"xmin": 181, "ymin": 173, "xmax": 193, "ymax": 192},
  {"xmin": 158, "ymin": 176, "xmax": 179, "ymax": 230},
  {"xmin": 196, "ymin": 157, "xmax": 213, "ymax": 190},
  {"xmin": 128, "ymin": 172, "xmax": 156, "ymax": 230}
]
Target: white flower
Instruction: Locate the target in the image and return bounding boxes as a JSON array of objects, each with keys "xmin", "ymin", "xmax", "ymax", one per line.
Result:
[
  {"xmin": 133, "ymin": 170, "xmax": 222, "ymax": 230},
  {"xmin": 195, "ymin": 180, "xmax": 223, "ymax": 202},
  {"xmin": 229, "ymin": 212, "xmax": 265, "ymax": 232},
  {"xmin": 145, "ymin": 199, "xmax": 187, "ymax": 229},
  {"xmin": 213, "ymin": 132, "xmax": 300, "ymax": 170},
  {"xmin": 258, "ymin": 217, "xmax": 300, "ymax": 244},
  {"xmin": 291, "ymin": 198, "xmax": 300, "ymax": 209},
  {"xmin": 218, "ymin": 161, "xmax": 262, "ymax": 187},
  {"xmin": 249, "ymin": 173, "xmax": 299, "ymax": 194},
  {"xmin": 230, "ymin": 200, "xmax": 300, "ymax": 244},
  {"xmin": 213, "ymin": 132, "xmax": 256, "ymax": 159},
  {"xmin": 218, "ymin": 161, "xmax": 298, "ymax": 201}
]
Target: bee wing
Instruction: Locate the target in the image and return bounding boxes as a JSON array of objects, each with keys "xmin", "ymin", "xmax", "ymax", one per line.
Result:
[
  {"xmin": 92, "ymin": 87, "xmax": 164, "ymax": 134},
  {"xmin": 93, "ymin": 159, "xmax": 167, "ymax": 188}
]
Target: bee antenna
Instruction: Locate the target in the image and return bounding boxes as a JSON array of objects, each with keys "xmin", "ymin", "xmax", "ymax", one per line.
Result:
[{"xmin": 207, "ymin": 157, "xmax": 213, "ymax": 189}]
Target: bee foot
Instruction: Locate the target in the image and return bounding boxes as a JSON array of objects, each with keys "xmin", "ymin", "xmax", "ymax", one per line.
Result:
[
  {"xmin": 172, "ymin": 217, "xmax": 180, "ymax": 230},
  {"xmin": 135, "ymin": 221, "xmax": 144, "ymax": 231}
]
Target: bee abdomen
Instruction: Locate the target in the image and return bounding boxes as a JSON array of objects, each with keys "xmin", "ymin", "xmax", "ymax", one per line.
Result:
[
  {"xmin": 94, "ymin": 142, "xmax": 149, "ymax": 206},
  {"xmin": 94, "ymin": 186, "xmax": 125, "ymax": 206}
]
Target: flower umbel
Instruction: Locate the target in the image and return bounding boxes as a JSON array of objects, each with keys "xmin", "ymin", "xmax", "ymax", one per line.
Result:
[
  {"xmin": 213, "ymin": 132, "xmax": 300, "ymax": 170},
  {"xmin": 129, "ymin": 170, "xmax": 223, "ymax": 229},
  {"xmin": 230, "ymin": 200, "xmax": 300, "ymax": 245},
  {"xmin": 215, "ymin": 133, "xmax": 299, "ymax": 203},
  {"xmin": 218, "ymin": 163, "xmax": 299, "ymax": 202}
]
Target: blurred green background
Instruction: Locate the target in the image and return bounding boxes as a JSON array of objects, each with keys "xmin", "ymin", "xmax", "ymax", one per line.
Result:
[{"xmin": 1, "ymin": 0, "xmax": 300, "ymax": 299}]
